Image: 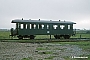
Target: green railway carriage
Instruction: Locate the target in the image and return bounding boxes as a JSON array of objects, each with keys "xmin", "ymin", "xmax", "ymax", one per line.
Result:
[{"xmin": 10, "ymin": 19, "xmax": 76, "ymax": 39}]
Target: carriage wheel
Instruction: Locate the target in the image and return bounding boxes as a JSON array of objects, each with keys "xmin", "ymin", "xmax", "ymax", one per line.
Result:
[
  {"xmin": 54, "ymin": 35, "xmax": 60, "ymax": 39},
  {"xmin": 54, "ymin": 35, "xmax": 57, "ymax": 39},
  {"xmin": 67, "ymin": 35, "xmax": 70, "ymax": 39},
  {"xmin": 63, "ymin": 35, "xmax": 70, "ymax": 39},
  {"xmin": 18, "ymin": 35, "xmax": 23, "ymax": 39}
]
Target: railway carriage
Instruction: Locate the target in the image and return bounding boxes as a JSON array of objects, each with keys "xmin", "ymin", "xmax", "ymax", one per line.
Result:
[{"xmin": 10, "ymin": 19, "xmax": 76, "ymax": 39}]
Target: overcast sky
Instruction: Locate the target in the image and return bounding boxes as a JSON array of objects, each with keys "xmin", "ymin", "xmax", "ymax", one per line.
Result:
[{"xmin": 0, "ymin": 0, "xmax": 90, "ymax": 29}]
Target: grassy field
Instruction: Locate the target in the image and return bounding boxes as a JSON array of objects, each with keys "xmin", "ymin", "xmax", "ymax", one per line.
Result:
[
  {"xmin": 0, "ymin": 31, "xmax": 90, "ymax": 39},
  {"xmin": 0, "ymin": 31, "xmax": 90, "ymax": 60},
  {"xmin": 0, "ymin": 31, "xmax": 10, "ymax": 39},
  {"xmin": 71, "ymin": 34, "xmax": 90, "ymax": 38}
]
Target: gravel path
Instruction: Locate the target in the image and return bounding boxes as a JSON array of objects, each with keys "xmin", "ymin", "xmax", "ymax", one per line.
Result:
[{"xmin": 0, "ymin": 42, "xmax": 89, "ymax": 60}]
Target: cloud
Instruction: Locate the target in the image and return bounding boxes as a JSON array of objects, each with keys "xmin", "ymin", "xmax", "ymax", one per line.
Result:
[{"xmin": 0, "ymin": 0, "xmax": 90, "ymax": 29}]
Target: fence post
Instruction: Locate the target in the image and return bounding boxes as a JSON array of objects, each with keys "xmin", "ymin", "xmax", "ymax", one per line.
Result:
[{"xmin": 50, "ymin": 35, "xmax": 51, "ymax": 39}]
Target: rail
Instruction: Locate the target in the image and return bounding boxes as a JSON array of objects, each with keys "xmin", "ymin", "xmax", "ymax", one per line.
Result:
[{"xmin": 0, "ymin": 38, "xmax": 90, "ymax": 43}]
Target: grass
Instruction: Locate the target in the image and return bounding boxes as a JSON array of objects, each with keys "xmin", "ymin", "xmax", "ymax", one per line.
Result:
[
  {"xmin": 0, "ymin": 31, "xmax": 90, "ymax": 39},
  {"xmin": 0, "ymin": 31, "xmax": 90, "ymax": 60},
  {"xmin": 63, "ymin": 56, "xmax": 70, "ymax": 60},
  {"xmin": 53, "ymin": 41, "xmax": 90, "ymax": 51},
  {"xmin": 21, "ymin": 58, "xmax": 30, "ymax": 60},
  {"xmin": 21, "ymin": 57, "xmax": 33, "ymax": 60},
  {"xmin": 0, "ymin": 31, "xmax": 90, "ymax": 50},
  {"xmin": 0, "ymin": 31, "xmax": 90, "ymax": 51},
  {"xmin": 36, "ymin": 47, "xmax": 50, "ymax": 50},
  {"xmin": 87, "ymin": 55, "xmax": 90, "ymax": 60},
  {"xmin": 0, "ymin": 31, "xmax": 10, "ymax": 39},
  {"xmin": 71, "ymin": 34, "xmax": 90, "ymax": 38},
  {"xmin": 44, "ymin": 56, "xmax": 55, "ymax": 60}
]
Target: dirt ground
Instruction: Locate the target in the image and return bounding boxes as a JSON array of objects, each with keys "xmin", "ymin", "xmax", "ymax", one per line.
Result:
[{"xmin": 0, "ymin": 42, "xmax": 89, "ymax": 60}]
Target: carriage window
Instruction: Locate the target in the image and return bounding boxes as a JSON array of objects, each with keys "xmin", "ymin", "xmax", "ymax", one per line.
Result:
[
  {"xmin": 68, "ymin": 25, "xmax": 70, "ymax": 29},
  {"xmin": 60, "ymin": 25, "xmax": 65, "ymax": 29},
  {"xmin": 47, "ymin": 25, "xmax": 49, "ymax": 29},
  {"xmin": 26, "ymin": 24, "xmax": 27, "ymax": 29},
  {"xmin": 53, "ymin": 25, "xmax": 58, "ymax": 29},
  {"xmin": 41, "ymin": 24, "xmax": 44, "ymax": 29},
  {"xmin": 38, "ymin": 24, "xmax": 39, "ymax": 29},
  {"xmin": 21, "ymin": 24, "xmax": 23, "ymax": 29},
  {"xmin": 38, "ymin": 24, "xmax": 42, "ymax": 29},
  {"xmin": 30, "ymin": 24, "xmax": 31, "ymax": 29},
  {"xmin": 34, "ymin": 24, "xmax": 36, "ymax": 29}
]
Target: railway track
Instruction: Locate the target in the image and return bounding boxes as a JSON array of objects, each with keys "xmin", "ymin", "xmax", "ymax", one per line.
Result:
[{"xmin": 0, "ymin": 38, "xmax": 90, "ymax": 43}]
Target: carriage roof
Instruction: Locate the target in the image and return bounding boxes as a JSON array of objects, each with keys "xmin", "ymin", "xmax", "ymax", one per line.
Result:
[{"xmin": 12, "ymin": 19, "xmax": 76, "ymax": 24}]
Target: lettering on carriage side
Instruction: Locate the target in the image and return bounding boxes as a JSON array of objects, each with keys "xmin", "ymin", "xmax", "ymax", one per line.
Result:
[{"xmin": 47, "ymin": 31, "xmax": 50, "ymax": 33}]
